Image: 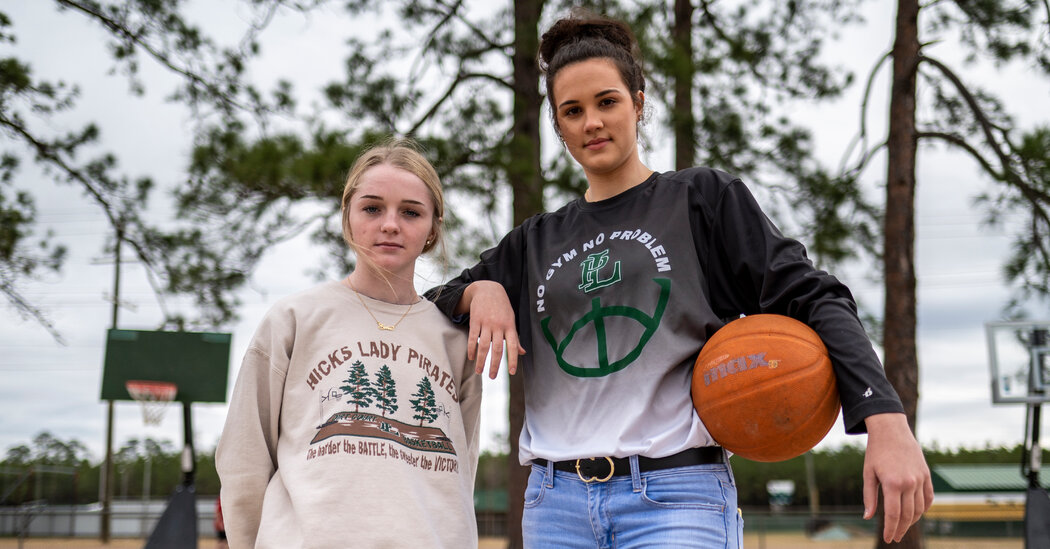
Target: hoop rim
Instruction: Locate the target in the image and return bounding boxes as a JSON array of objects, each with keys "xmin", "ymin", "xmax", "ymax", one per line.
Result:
[
  {"xmin": 125, "ymin": 379, "xmax": 178, "ymax": 401},
  {"xmin": 125, "ymin": 380, "xmax": 178, "ymax": 426}
]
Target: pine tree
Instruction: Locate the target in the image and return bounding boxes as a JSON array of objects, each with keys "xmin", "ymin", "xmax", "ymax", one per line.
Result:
[
  {"xmin": 409, "ymin": 376, "xmax": 438, "ymax": 426},
  {"xmin": 1, "ymin": 2, "xmax": 293, "ymax": 335},
  {"xmin": 373, "ymin": 365, "xmax": 398, "ymax": 418},
  {"xmin": 340, "ymin": 361, "xmax": 375, "ymax": 413},
  {"xmin": 868, "ymin": 2, "xmax": 1049, "ymax": 547}
]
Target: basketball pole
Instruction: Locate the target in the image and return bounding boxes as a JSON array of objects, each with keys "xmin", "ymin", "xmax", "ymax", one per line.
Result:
[
  {"xmin": 987, "ymin": 321, "xmax": 1050, "ymax": 548},
  {"xmin": 141, "ymin": 397, "xmax": 199, "ymax": 549},
  {"xmin": 181, "ymin": 401, "xmax": 196, "ymax": 486},
  {"xmin": 1023, "ymin": 328, "xmax": 1049, "ymax": 549},
  {"xmin": 1022, "ymin": 328, "xmax": 1045, "ymax": 488},
  {"xmin": 1021, "ymin": 328, "xmax": 1044, "ymax": 490},
  {"xmin": 100, "ymin": 224, "xmax": 123, "ymax": 544}
]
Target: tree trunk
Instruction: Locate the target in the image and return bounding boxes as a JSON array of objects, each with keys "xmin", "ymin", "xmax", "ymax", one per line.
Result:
[
  {"xmin": 881, "ymin": 0, "xmax": 923, "ymax": 547},
  {"xmin": 672, "ymin": 0, "xmax": 696, "ymax": 170},
  {"xmin": 507, "ymin": 1, "xmax": 545, "ymax": 547}
]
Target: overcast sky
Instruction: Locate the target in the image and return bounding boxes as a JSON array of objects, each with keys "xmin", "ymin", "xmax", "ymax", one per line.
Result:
[{"xmin": 3, "ymin": 1, "xmax": 1049, "ymax": 468}]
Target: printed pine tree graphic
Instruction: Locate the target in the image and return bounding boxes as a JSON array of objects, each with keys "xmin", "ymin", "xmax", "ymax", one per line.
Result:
[
  {"xmin": 341, "ymin": 360, "xmax": 375, "ymax": 412},
  {"xmin": 373, "ymin": 365, "xmax": 398, "ymax": 417},
  {"xmin": 409, "ymin": 376, "xmax": 438, "ymax": 426}
]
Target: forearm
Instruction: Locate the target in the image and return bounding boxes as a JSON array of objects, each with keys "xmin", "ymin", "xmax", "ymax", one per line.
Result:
[
  {"xmin": 864, "ymin": 411, "xmax": 911, "ymax": 436},
  {"xmin": 707, "ymin": 179, "xmax": 902, "ymax": 432},
  {"xmin": 427, "ymin": 221, "xmax": 528, "ymax": 321},
  {"xmin": 454, "ymin": 280, "xmax": 504, "ymax": 316},
  {"xmin": 217, "ymin": 473, "xmax": 268, "ymax": 548},
  {"xmin": 216, "ymin": 346, "xmax": 283, "ymax": 547},
  {"xmin": 216, "ymin": 417, "xmax": 274, "ymax": 548},
  {"xmin": 806, "ymin": 300, "xmax": 904, "ymax": 433}
]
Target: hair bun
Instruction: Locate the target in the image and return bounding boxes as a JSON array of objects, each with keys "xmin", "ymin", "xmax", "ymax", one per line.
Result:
[
  {"xmin": 538, "ymin": 11, "xmax": 647, "ymax": 135},
  {"xmin": 539, "ymin": 14, "xmax": 637, "ymax": 69}
]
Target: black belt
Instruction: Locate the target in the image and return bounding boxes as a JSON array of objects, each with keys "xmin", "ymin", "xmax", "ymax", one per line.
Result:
[{"xmin": 533, "ymin": 446, "xmax": 724, "ymax": 483}]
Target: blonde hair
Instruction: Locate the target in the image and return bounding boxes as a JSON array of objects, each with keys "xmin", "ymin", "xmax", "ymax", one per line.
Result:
[{"xmin": 340, "ymin": 138, "xmax": 446, "ymax": 264}]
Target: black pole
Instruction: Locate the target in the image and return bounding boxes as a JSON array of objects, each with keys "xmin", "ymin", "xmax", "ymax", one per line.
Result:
[
  {"xmin": 1021, "ymin": 327, "xmax": 1050, "ymax": 549},
  {"xmin": 1028, "ymin": 329, "xmax": 1046, "ymax": 489},
  {"xmin": 101, "ymin": 225, "xmax": 123, "ymax": 543},
  {"xmin": 181, "ymin": 402, "xmax": 195, "ymax": 486},
  {"xmin": 143, "ymin": 402, "xmax": 198, "ymax": 549},
  {"xmin": 1030, "ymin": 408, "xmax": 1042, "ymax": 489}
]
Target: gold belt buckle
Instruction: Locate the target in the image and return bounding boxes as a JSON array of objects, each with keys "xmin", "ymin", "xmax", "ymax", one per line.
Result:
[{"xmin": 575, "ymin": 457, "xmax": 615, "ymax": 483}]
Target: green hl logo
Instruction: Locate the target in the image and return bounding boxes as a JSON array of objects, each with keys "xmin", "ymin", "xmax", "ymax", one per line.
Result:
[{"xmin": 578, "ymin": 250, "xmax": 621, "ymax": 293}]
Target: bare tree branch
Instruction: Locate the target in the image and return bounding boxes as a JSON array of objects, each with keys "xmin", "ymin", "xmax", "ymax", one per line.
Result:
[
  {"xmin": 408, "ymin": 0, "xmax": 509, "ymax": 83},
  {"xmin": 55, "ymin": 0, "xmax": 251, "ymax": 114},
  {"xmin": 919, "ymin": 54, "xmax": 1016, "ymax": 171},
  {"xmin": 839, "ymin": 51, "xmax": 891, "ymax": 176},
  {"xmin": 435, "ymin": 0, "xmax": 506, "ymax": 51},
  {"xmin": 1041, "ymin": 0, "xmax": 1050, "ymax": 35},
  {"xmin": 697, "ymin": 0, "xmax": 772, "ymax": 88},
  {"xmin": 0, "ymin": 279, "xmax": 66, "ymax": 345},
  {"xmin": 407, "ymin": 70, "xmax": 512, "ymax": 136},
  {"xmin": 915, "ymin": 130, "xmax": 1004, "ymax": 179},
  {"xmin": 0, "ymin": 111, "xmax": 168, "ymax": 302}
]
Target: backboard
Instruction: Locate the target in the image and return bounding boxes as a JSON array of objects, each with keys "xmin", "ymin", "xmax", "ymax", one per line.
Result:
[
  {"xmin": 100, "ymin": 329, "xmax": 231, "ymax": 403},
  {"xmin": 985, "ymin": 321, "xmax": 1050, "ymax": 405}
]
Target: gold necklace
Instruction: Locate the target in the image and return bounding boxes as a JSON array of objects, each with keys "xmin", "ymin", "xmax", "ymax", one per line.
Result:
[{"xmin": 346, "ymin": 278, "xmax": 417, "ymax": 331}]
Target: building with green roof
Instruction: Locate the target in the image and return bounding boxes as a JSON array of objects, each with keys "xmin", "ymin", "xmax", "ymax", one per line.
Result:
[{"xmin": 927, "ymin": 463, "xmax": 1048, "ymax": 536}]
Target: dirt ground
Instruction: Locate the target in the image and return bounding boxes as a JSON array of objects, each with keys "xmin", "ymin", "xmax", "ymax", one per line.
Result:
[
  {"xmin": 0, "ymin": 535, "xmax": 1023, "ymax": 548},
  {"xmin": 495, "ymin": 536, "xmax": 1014, "ymax": 549},
  {"xmin": 739, "ymin": 533, "xmax": 1021, "ymax": 549}
]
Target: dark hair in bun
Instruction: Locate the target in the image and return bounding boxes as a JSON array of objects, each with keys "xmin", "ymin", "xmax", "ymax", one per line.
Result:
[{"xmin": 538, "ymin": 10, "xmax": 646, "ymax": 134}]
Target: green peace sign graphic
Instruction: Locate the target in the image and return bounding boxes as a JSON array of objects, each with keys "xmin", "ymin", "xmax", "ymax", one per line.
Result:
[{"xmin": 540, "ymin": 278, "xmax": 671, "ymax": 378}]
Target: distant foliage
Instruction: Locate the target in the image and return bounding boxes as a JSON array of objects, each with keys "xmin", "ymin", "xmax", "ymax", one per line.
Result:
[
  {"xmin": 0, "ymin": 431, "xmax": 1042, "ymax": 506},
  {"xmin": 732, "ymin": 443, "xmax": 1039, "ymax": 508},
  {"xmin": 1, "ymin": 432, "xmax": 219, "ymax": 505}
]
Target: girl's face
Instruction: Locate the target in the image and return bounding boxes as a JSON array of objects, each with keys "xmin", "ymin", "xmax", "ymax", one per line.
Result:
[
  {"xmin": 346, "ymin": 163, "xmax": 436, "ymax": 279},
  {"xmin": 552, "ymin": 58, "xmax": 643, "ymax": 182}
]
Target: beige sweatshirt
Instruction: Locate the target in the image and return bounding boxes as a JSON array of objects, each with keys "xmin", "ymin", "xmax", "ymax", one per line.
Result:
[{"xmin": 217, "ymin": 281, "xmax": 481, "ymax": 548}]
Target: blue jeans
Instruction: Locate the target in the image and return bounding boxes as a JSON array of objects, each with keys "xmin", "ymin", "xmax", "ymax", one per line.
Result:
[{"xmin": 522, "ymin": 455, "xmax": 742, "ymax": 548}]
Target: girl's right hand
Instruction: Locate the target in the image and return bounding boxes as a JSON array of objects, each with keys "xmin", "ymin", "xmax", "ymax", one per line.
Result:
[{"xmin": 460, "ymin": 280, "xmax": 526, "ymax": 378}]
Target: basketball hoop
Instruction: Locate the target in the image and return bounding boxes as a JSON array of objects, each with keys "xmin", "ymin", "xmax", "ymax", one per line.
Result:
[{"xmin": 125, "ymin": 380, "xmax": 178, "ymax": 426}]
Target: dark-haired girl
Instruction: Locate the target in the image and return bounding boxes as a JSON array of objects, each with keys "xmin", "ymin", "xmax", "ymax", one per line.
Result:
[{"xmin": 429, "ymin": 11, "xmax": 931, "ymax": 547}]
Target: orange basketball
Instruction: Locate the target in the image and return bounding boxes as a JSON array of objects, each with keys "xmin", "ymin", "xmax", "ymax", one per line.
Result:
[{"xmin": 691, "ymin": 314, "xmax": 840, "ymax": 462}]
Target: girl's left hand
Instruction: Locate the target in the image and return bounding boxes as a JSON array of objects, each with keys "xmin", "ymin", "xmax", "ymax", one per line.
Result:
[{"xmin": 461, "ymin": 280, "xmax": 526, "ymax": 378}]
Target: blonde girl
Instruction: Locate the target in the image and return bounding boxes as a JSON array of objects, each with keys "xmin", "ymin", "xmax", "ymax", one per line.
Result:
[{"xmin": 218, "ymin": 138, "xmax": 481, "ymax": 548}]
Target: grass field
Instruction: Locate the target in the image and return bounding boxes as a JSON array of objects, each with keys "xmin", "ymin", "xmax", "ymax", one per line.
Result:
[{"xmin": 0, "ymin": 535, "xmax": 1023, "ymax": 548}]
